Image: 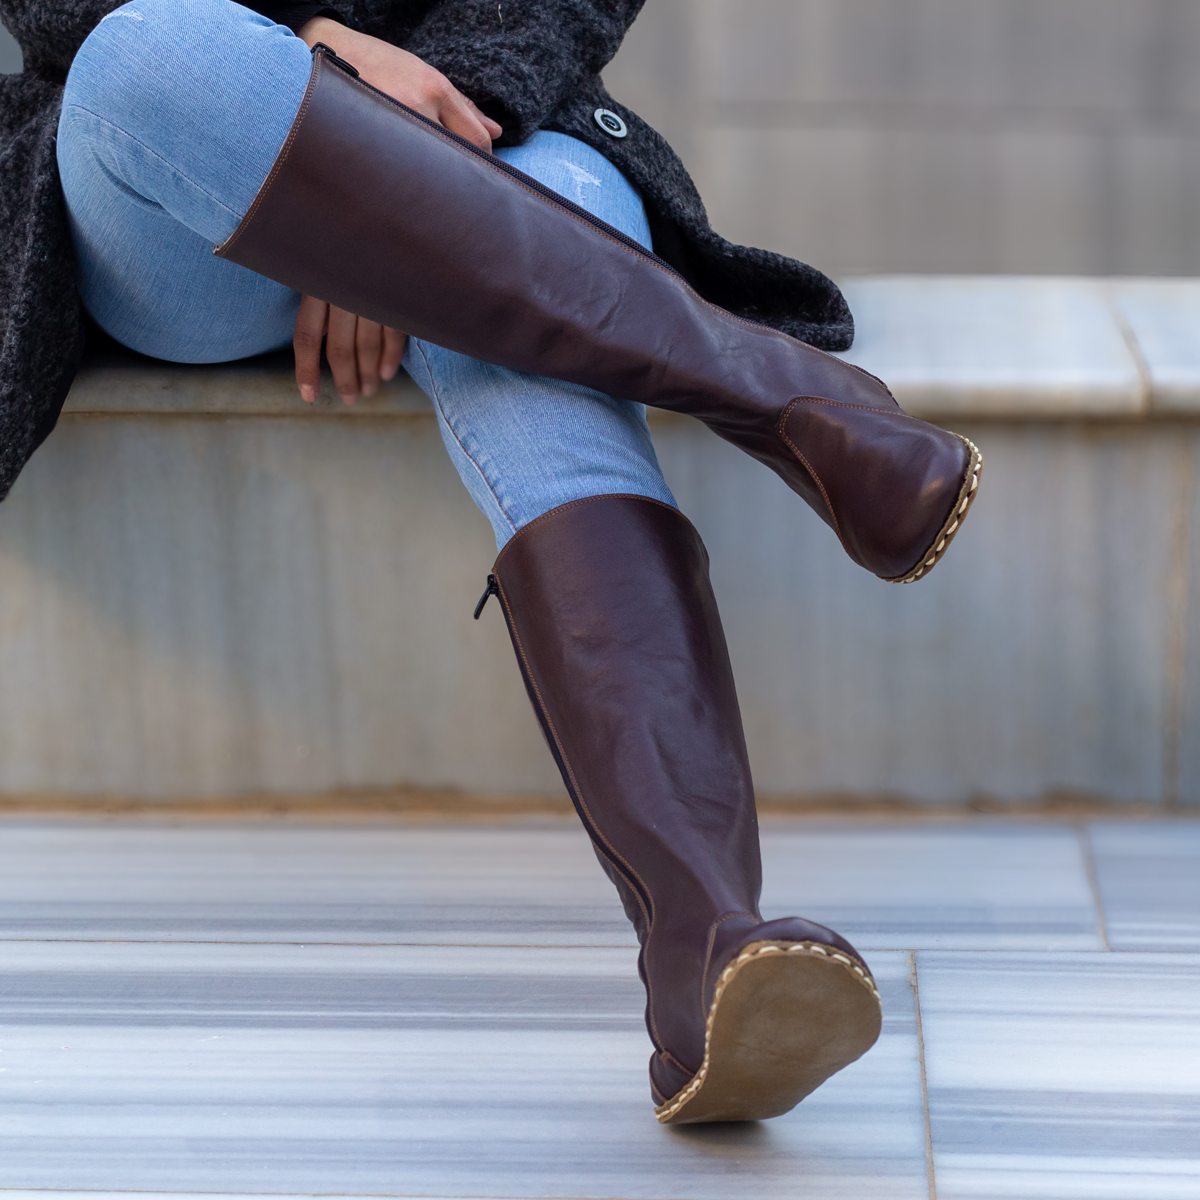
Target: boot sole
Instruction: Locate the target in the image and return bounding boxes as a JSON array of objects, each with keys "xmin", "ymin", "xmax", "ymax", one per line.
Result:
[
  {"xmin": 887, "ymin": 433, "xmax": 984, "ymax": 584},
  {"xmin": 654, "ymin": 940, "xmax": 884, "ymax": 1125}
]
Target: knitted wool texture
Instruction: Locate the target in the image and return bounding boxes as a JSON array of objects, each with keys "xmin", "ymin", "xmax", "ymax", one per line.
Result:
[{"xmin": 0, "ymin": 0, "xmax": 853, "ymax": 503}]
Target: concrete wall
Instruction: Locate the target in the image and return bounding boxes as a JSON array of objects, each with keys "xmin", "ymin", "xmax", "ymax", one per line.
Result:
[
  {"xmin": 2, "ymin": 275, "xmax": 1198, "ymax": 809},
  {"xmin": 2, "ymin": 406, "xmax": 1195, "ymax": 807},
  {"xmin": 0, "ymin": 18, "xmax": 21, "ymax": 73},
  {"xmin": 7, "ymin": 2, "xmax": 1200, "ymax": 270},
  {"xmin": 603, "ymin": 0, "xmax": 1200, "ymax": 276}
]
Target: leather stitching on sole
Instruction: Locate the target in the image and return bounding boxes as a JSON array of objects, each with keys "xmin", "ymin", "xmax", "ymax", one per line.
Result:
[
  {"xmin": 653, "ymin": 940, "xmax": 882, "ymax": 1125},
  {"xmin": 885, "ymin": 434, "xmax": 984, "ymax": 584}
]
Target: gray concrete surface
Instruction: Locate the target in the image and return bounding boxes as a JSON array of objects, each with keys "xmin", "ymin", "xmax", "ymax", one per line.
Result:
[
  {"xmin": 8, "ymin": 1, "xmax": 1200, "ymax": 274},
  {"xmin": 604, "ymin": 0, "xmax": 1200, "ymax": 276},
  {"xmin": 0, "ymin": 816, "xmax": 1197, "ymax": 1197},
  {"xmin": 0, "ymin": 18, "xmax": 20, "ymax": 73},
  {"xmin": 2, "ymin": 410, "xmax": 1196, "ymax": 805},
  {"xmin": 2, "ymin": 276, "xmax": 1198, "ymax": 807}
]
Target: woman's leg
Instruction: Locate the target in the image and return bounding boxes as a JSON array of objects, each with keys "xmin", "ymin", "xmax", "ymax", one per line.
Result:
[
  {"xmin": 56, "ymin": 0, "xmax": 311, "ymax": 360},
  {"xmin": 215, "ymin": 48, "xmax": 980, "ymax": 583},
  {"xmin": 406, "ymin": 136, "xmax": 881, "ymax": 1121},
  {"xmin": 403, "ymin": 132, "xmax": 676, "ymax": 547}
]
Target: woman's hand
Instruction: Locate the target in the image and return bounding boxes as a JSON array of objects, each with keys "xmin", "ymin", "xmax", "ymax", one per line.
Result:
[
  {"xmin": 298, "ymin": 17, "xmax": 502, "ymax": 153},
  {"xmin": 291, "ymin": 19, "xmax": 502, "ymax": 403},
  {"xmin": 293, "ymin": 295, "xmax": 407, "ymax": 404}
]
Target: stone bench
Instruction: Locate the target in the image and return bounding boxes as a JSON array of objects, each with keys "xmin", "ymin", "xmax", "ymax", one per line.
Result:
[
  {"xmin": 838, "ymin": 277, "xmax": 1200, "ymax": 418},
  {"xmin": 2, "ymin": 276, "xmax": 1196, "ymax": 810},
  {"xmin": 66, "ymin": 276, "xmax": 1200, "ymax": 419}
]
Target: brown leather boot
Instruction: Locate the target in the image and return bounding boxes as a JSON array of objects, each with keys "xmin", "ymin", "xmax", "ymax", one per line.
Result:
[
  {"xmin": 476, "ymin": 495, "xmax": 882, "ymax": 1122},
  {"xmin": 217, "ymin": 45, "xmax": 982, "ymax": 584}
]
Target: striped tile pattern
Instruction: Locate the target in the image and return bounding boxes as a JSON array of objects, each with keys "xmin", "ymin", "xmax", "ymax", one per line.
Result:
[
  {"xmin": 919, "ymin": 952, "xmax": 1200, "ymax": 1199},
  {"xmin": 1, "ymin": 817, "xmax": 1197, "ymax": 1196},
  {"xmin": 1089, "ymin": 822, "xmax": 1200, "ymax": 949}
]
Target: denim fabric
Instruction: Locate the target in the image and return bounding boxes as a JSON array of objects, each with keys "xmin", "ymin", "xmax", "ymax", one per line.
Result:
[
  {"xmin": 58, "ymin": 0, "xmax": 313, "ymax": 362},
  {"xmin": 57, "ymin": 0, "xmax": 675, "ymax": 547},
  {"xmin": 405, "ymin": 132, "xmax": 675, "ymax": 547}
]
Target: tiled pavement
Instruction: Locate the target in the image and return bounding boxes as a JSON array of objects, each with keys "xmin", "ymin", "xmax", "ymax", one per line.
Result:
[{"xmin": 0, "ymin": 817, "xmax": 1197, "ymax": 1199}]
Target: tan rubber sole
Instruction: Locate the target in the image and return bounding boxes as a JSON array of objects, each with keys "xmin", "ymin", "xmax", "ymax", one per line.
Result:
[
  {"xmin": 654, "ymin": 940, "xmax": 884, "ymax": 1125},
  {"xmin": 887, "ymin": 433, "xmax": 984, "ymax": 584}
]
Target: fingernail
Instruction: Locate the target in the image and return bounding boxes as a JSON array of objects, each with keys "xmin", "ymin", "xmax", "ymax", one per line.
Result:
[
  {"xmin": 300, "ymin": 384, "xmax": 317, "ymax": 403},
  {"xmin": 340, "ymin": 393, "xmax": 357, "ymax": 406},
  {"xmin": 362, "ymin": 381, "xmax": 378, "ymax": 397},
  {"xmin": 380, "ymin": 365, "xmax": 397, "ymax": 381}
]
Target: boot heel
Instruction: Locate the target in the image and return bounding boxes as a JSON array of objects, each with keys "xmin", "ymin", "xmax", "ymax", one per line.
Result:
[{"xmin": 655, "ymin": 941, "xmax": 883, "ymax": 1125}]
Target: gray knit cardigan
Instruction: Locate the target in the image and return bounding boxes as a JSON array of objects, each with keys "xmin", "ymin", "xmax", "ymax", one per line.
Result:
[{"xmin": 0, "ymin": 0, "xmax": 853, "ymax": 503}]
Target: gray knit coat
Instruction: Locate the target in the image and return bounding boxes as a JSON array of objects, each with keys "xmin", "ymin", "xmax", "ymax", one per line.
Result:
[{"xmin": 0, "ymin": 0, "xmax": 853, "ymax": 503}]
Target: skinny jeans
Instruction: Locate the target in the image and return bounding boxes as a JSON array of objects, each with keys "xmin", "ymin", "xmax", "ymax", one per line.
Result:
[{"xmin": 56, "ymin": 0, "xmax": 677, "ymax": 548}]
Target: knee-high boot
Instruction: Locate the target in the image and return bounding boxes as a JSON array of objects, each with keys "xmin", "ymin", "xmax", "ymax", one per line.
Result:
[
  {"xmin": 475, "ymin": 495, "xmax": 882, "ymax": 1123},
  {"xmin": 217, "ymin": 44, "xmax": 982, "ymax": 584}
]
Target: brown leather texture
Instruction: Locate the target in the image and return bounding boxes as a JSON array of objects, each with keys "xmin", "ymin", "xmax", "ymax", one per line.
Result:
[
  {"xmin": 780, "ymin": 399, "xmax": 971, "ymax": 580},
  {"xmin": 489, "ymin": 495, "xmax": 871, "ymax": 1105},
  {"xmin": 217, "ymin": 48, "xmax": 973, "ymax": 581}
]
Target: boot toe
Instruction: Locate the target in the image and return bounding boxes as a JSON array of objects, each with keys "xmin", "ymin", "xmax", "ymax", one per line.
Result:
[{"xmin": 780, "ymin": 399, "xmax": 982, "ymax": 581}]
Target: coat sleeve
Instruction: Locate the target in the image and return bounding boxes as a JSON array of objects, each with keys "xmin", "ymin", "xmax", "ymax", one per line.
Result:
[
  {"xmin": 399, "ymin": 0, "xmax": 646, "ymax": 144},
  {"xmin": 0, "ymin": 0, "xmax": 120, "ymax": 75},
  {"xmin": 248, "ymin": 2, "xmax": 346, "ymax": 34}
]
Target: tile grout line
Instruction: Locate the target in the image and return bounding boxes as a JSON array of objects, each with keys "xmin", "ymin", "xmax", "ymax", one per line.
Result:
[
  {"xmin": 909, "ymin": 949, "xmax": 938, "ymax": 1200},
  {"xmin": 1077, "ymin": 823, "xmax": 1112, "ymax": 952}
]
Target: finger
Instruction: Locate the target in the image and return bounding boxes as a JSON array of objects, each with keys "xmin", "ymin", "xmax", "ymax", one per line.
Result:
[
  {"xmin": 466, "ymin": 96, "xmax": 503, "ymax": 142},
  {"xmin": 326, "ymin": 306, "xmax": 361, "ymax": 403},
  {"xmin": 356, "ymin": 318, "xmax": 383, "ymax": 397},
  {"xmin": 293, "ymin": 295, "xmax": 329, "ymax": 403},
  {"xmin": 380, "ymin": 328, "xmax": 407, "ymax": 381},
  {"xmin": 436, "ymin": 84, "xmax": 495, "ymax": 151}
]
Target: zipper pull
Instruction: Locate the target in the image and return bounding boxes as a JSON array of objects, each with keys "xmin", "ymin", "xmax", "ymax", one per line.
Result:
[
  {"xmin": 474, "ymin": 575, "xmax": 499, "ymax": 620},
  {"xmin": 312, "ymin": 42, "xmax": 360, "ymax": 78}
]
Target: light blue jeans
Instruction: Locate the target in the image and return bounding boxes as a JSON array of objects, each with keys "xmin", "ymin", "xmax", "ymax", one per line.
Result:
[{"xmin": 57, "ymin": 0, "xmax": 676, "ymax": 548}]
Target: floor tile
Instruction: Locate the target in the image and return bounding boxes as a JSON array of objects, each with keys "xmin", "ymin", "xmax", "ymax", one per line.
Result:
[
  {"xmin": 0, "ymin": 820, "xmax": 629, "ymax": 946},
  {"xmin": 1088, "ymin": 822, "xmax": 1200, "ymax": 950},
  {"xmin": 760, "ymin": 824, "xmax": 1104, "ymax": 950},
  {"xmin": 0, "ymin": 819, "xmax": 1104, "ymax": 952},
  {"xmin": 918, "ymin": 951, "xmax": 1200, "ymax": 1199},
  {"xmin": 0, "ymin": 943, "xmax": 926, "ymax": 1198}
]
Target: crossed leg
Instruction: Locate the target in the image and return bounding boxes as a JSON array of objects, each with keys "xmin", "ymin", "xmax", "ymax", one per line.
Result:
[
  {"xmin": 55, "ymin": 0, "xmax": 882, "ymax": 1123},
  {"xmin": 57, "ymin": 0, "xmax": 676, "ymax": 546}
]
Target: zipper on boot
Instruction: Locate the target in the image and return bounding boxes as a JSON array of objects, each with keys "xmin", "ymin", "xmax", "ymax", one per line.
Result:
[
  {"xmin": 311, "ymin": 42, "xmax": 360, "ymax": 78},
  {"xmin": 473, "ymin": 575, "xmax": 499, "ymax": 620}
]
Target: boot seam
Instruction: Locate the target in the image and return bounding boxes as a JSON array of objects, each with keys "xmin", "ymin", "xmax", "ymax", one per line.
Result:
[
  {"xmin": 778, "ymin": 398, "xmax": 845, "ymax": 546},
  {"xmin": 215, "ymin": 53, "xmax": 322, "ymax": 258},
  {"xmin": 491, "ymin": 573, "xmax": 668, "ymax": 1049},
  {"xmin": 787, "ymin": 395, "xmax": 924, "ymax": 420},
  {"xmin": 659, "ymin": 1048, "xmax": 695, "ymax": 1078},
  {"xmin": 701, "ymin": 910, "xmax": 759, "ymax": 995}
]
